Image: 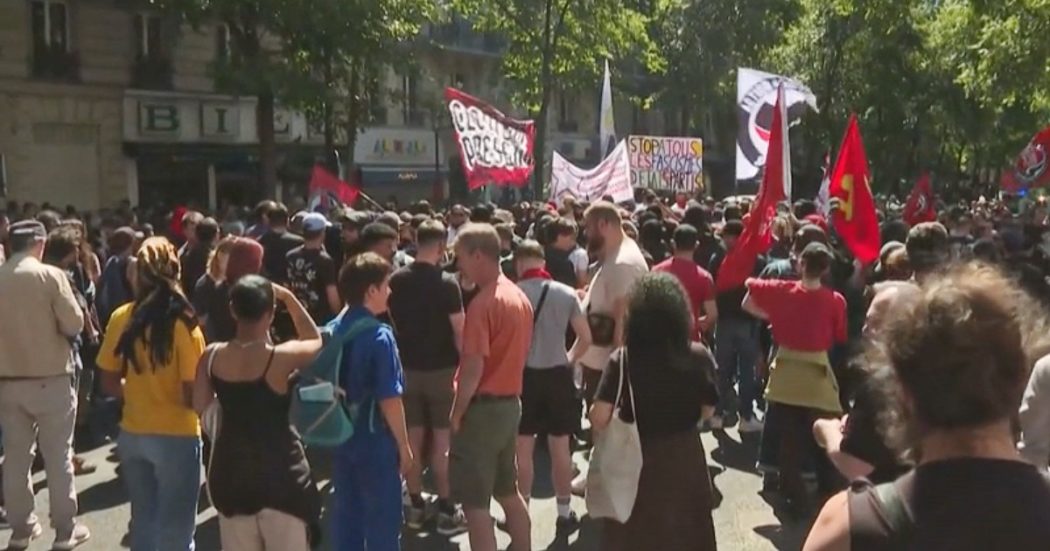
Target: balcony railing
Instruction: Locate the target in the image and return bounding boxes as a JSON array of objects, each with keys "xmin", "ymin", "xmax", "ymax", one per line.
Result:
[
  {"xmin": 132, "ymin": 55, "xmax": 174, "ymax": 90},
  {"xmin": 425, "ymin": 20, "xmax": 505, "ymax": 56},
  {"xmin": 31, "ymin": 46, "xmax": 80, "ymax": 82}
]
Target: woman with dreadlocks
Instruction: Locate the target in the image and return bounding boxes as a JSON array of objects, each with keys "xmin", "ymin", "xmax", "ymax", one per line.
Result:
[{"xmin": 97, "ymin": 236, "xmax": 205, "ymax": 551}]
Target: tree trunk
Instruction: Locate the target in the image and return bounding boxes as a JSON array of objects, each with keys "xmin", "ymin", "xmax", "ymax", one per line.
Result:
[
  {"xmin": 532, "ymin": 0, "xmax": 556, "ymax": 198},
  {"xmin": 323, "ymin": 54, "xmax": 334, "ymax": 150},
  {"xmin": 257, "ymin": 90, "xmax": 278, "ymax": 198},
  {"xmin": 344, "ymin": 58, "xmax": 362, "ymax": 179}
]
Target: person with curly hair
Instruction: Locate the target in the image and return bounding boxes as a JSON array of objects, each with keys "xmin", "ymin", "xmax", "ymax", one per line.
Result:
[
  {"xmin": 804, "ymin": 263, "xmax": 1050, "ymax": 550},
  {"xmin": 589, "ymin": 272, "xmax": 719, "ymax": 551},
  {"xmin": 97, "ymin": 237, "xmax": 206, "ymax": 551}
]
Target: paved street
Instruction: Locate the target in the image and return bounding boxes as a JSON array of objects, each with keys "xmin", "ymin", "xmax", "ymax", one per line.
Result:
[{"xmin": 0, "ymin": 429, "xmax": 810, "ymax": 550}]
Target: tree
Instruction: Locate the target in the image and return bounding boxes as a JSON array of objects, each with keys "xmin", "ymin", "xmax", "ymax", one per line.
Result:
[
  {"xmin": 768, "ymin": 0, "xmax": 1050, "ymax": 197},
  {"xmin": 451, "ymin": 0, "xmax": 661, "ymax": 195},
  {"xmin": 648, "ymin": 0, "xmax": 798, "ymax": 141},
  {"xmin": 277, "ymin": 0, "xmax": 436, "ymax": 169},
  {"xmin": 146, "ymin": 0, "xmax": 435, "ymax": 196}
]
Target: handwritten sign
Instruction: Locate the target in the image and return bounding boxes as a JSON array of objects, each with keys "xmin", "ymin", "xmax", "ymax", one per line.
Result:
[{"xmin": 627, "ymin": 135, "xmax": 704, "ymax": 192}]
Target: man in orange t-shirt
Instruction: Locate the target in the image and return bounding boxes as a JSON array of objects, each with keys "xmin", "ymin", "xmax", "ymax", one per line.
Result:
[{"xmin": 450, "ymin": 224, "xmax": 533, "ymax": 551}]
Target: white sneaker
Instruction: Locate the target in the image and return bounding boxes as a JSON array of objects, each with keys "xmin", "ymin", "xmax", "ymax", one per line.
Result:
[
  {"xmin": 53, "ymin": 524, "xmax": 91, "ymax": 551},
  {"xmin": 8, "ymin": 522, "xmax": 43, "ymax": 550},
  {"xmin": 571, "ymin": 473, "xmax": 587, "ymax": 496},
  {"xmin": 707, "ymin": 415, "xmax": 724, "ymax": 430},
  {"xmin": 739, "ymin": 417, "xmax": 765, "ymax": 433}
]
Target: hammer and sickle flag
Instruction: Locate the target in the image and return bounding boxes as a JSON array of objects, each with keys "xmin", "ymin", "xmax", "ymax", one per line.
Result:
[{"xmin": 829, "ymin": 114, "xmax": 880, "ymax": 264}]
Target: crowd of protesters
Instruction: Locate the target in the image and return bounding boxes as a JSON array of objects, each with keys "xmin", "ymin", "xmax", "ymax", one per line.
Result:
[{"xmin": 3, "ymin": 184, "xmax": 1050, "ymax": 551}]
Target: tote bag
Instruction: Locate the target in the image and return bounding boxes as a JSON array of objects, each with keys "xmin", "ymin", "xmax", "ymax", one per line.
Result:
[{"xmin": 586, "ymin": 348, "xmax": 643, "ymax": 523}]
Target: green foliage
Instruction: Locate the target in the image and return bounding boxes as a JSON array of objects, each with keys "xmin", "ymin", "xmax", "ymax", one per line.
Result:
[
  {"xmin": 763, "ymin": 0, "xmax": 1050, "ymax": 196},
  {"xmin": 452, "ymin": 0, "xmax": 660, "ymax": 113}
]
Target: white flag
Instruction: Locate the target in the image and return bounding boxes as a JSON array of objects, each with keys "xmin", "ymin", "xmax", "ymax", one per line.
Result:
[
  {"xmin": 599, "ymin": 60, "xmax": 617, "ymax": 157},
  {"xmin": 816, "ymin": 150, "xmax": 831, "ymax": 216},
  {"xmin": 736, "ymin": 68, "xmax": 818, "ymax": 183}
]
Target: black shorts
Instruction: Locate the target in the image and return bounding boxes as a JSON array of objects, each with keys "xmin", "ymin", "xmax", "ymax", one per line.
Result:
[{"xmin": 519, "ymin": 366, "xmax": 581, "ymax": 436}]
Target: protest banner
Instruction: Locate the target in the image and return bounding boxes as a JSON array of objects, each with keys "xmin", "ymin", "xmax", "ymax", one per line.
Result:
[
  {"xmin": 627, "ymin": 135, "xmax": 704, "ymax": 193},
  {"xmin": 549, "ymin": 140, "xmax": 633, "ymax": 204},
  {"xmin": 445, "ymin": 87, "xmax": 536, "ymax": 190}
]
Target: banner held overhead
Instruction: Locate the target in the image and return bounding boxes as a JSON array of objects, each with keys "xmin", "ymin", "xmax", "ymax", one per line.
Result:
[
  {"xmin": 445, "ymin": 87, "xmax": 536, "ymax": 190},
  {"xmin": 627, "ymin": 135, "xmax": 704, "ymax": 193},
  {"xmin": 549, "ymin": 139, "xmax": 633, "ymax": 204}
]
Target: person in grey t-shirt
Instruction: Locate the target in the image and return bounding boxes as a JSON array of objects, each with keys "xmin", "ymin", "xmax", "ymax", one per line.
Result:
[{"xmin": 513, "ymin": 240, "xmax": 592, "ymax": 531}]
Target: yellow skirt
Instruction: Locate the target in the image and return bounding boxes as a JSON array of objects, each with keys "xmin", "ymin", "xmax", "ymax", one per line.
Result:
[{"xmin": 764, "ymin": 348, "xmax": 843, "ymax": 414}]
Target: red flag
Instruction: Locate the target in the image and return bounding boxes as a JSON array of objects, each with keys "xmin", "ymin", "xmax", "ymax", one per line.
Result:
[
  {"xmin": 716, "ymin": 85, "xmax": 788, "ymax": 291},
  {"xmin": 309, "ymin": 164, "xmax": 360, "ymax": 207},
  {"xmin": 903, "ymin": 173, "xmax": 937, "ymax": 226},
  {"xmin": 1001, "ymin": 126, "xmax": 1050, "ymax": 192},
  {"xmin": 829, "ymin": 115, "xmax": 880, "ymax": 264}
]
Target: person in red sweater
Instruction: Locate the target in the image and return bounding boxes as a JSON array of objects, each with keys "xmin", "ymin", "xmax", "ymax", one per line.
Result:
[
  {"xmin": 653, "ymin": 224, "xmax": 718, "ymax": 343},
  {"xmin": 743, "ymin": 241, "xmax": 847, "ymax": 517}
]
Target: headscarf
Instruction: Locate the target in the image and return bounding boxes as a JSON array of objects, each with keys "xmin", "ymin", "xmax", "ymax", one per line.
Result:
[{"xmin": 115, "ymin": 237, "xmax": 196, "ymax": 373}]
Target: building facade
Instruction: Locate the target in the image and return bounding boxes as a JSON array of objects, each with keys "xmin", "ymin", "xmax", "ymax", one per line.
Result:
[{"xmin": 0, "ymin": 0, "xmax": 671, "ymax": 211}]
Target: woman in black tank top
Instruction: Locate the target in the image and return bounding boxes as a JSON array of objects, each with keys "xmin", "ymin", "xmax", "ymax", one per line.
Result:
[
  {"xmin": 192, "ymin": 275, "xmax": 326, "ymax": 549},
  {"xmin": 804, "ymin": 263, "xmax": 1050, "ymax": 551}
]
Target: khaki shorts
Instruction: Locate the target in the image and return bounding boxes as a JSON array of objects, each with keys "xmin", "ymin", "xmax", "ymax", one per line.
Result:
[
  {"xmin": 450, "ymin": 398, "xmax": 521, "ymax": 509},
  {"xmin": 403, "ymin": 368, "xmax": 456, "ymax": 429}
]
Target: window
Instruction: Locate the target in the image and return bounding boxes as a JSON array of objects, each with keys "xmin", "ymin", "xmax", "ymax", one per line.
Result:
[
  {"xmin": 31, "ymin": 0, "xmax": 69, "ymax": 53},
  {"xmin": 450, "ymin": 73, "xmax": 467, "ymax": 90},
  {"xmin": 367, "ymin": 77, "xmax": 387, "ymax": 125},
  {"xmin": 30, "ymin": 0, "xmax": 77, "ymax": 80},
  {"xmin": 558, "ymin": 92, "xmax": 578, "ymax": 132},
  {"xmin": 134, "ymin": 13, "xmax": 163, "ymax": 59},
  {"xmin": 402, "ymin": 74, "xmax": 423, "ymax": 126},
  {"xmin": 216, "ymin": 24, "xmax": 231, "ymax": 62},
  {"xmin": 132, "ymin": 13, "xmax": 171, "ymax": 89}
]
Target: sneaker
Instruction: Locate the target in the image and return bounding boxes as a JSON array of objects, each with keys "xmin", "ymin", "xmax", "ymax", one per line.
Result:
[
  {"xmin": 405, "ymin": 504, "xmax": 428, "ymax": 530},
  {"xmin": 555, "ymin": 511, "xmax": 580, "ymax": 534},
  {"xmin": 436, "ymin": 507, "xmax": 467, "ymax": 536},
  {"xmin": 707, "ymin": 415, "xmax": 724, "ymax": 430},
  {"xmin": 0, "ymin": 506, "xmax": 9, "ymax": 530},
  {"xmin": 53, "ymin": 524, "xmax": 91, "ymax": 550},
  {"xmin": 570, "ymin": 473, "xmax": 587, "ymax": 496},
  {"xmin": 739, "ymin": 417, "xmax": 765, "ymax": 433},
  {"xmin": 7, "ymin": 522, "xmax": 43, "ymax": 550}
]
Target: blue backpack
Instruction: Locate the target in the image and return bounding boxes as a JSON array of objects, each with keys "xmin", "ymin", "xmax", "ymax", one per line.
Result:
[{"xmin": 292, "ymin": 316, "xmax": 380, "ymax": 447}]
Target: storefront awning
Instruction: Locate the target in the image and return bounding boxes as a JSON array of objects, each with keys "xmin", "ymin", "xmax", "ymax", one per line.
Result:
[{"xmin": 359, "ymin": 167, "xmax": 444, "ymax": 186}]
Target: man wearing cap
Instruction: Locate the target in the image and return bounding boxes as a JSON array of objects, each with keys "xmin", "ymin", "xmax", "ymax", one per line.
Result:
[
  {"xmin": 0, "ymin": 220, "xmax": 91, "ymax": 549},
  {"xmin": 286, "ymin": 212, "xmax": 341, "ymax": 325}
]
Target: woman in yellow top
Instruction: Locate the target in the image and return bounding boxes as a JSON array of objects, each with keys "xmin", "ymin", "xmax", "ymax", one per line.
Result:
[{"xmin": 97, "ymin": 237, "xmax": 205, "ymax": 551}]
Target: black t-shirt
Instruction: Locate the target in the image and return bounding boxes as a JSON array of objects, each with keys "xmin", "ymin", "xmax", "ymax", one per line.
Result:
[
  {"xmin": 387, "ymin": 262, "xmax": 463, "ymax": 371},
  {"xmin": 199, "ymin": 278, "xmax": 235, "ymax": 343},
  {"xmin": 285, "ymin": 246, "xmax": 337, "ymax": 325},
  {"xmin": 258, "ymin": 230, "xmax": 304, "ymax": 284},
  {"xmin": 180, "ymin": 245, "xmax": 210, "ymax": 301},
  {"xmin": 597, "ymin": 345, "xmax": 719, "ymax": 439},
  {"xmin": 841, "ymin": 376, "xmax": 910, "ymax": 483},
  {"xmin": 850, "ymin": 458, "xmax": 1050, "ymax": 550}
]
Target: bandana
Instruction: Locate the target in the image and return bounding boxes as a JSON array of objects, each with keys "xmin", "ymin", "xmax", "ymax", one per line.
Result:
[{"xmin": 520, "ymin": 267, "xmax": 553, "ymax": 281}]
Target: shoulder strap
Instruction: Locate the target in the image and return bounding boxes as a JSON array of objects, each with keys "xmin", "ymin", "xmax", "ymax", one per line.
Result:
[
  {"xmin": 206, "ymin": 344, "xmax": 220, "ymax": 380},
  {"xmin": 338, "ymin": 316, "xmax": 382, "ymax": 344},
  {"xmin": 848, "ymin": 475, "xmax": 915, "ymax": 551},
  {"xmin": 873, "ymin": 478, "xmax": 914, "ymax": 541},
  {"xmin": 533, "ymin": 282, "xmax": 551, "ymax": 327}
]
